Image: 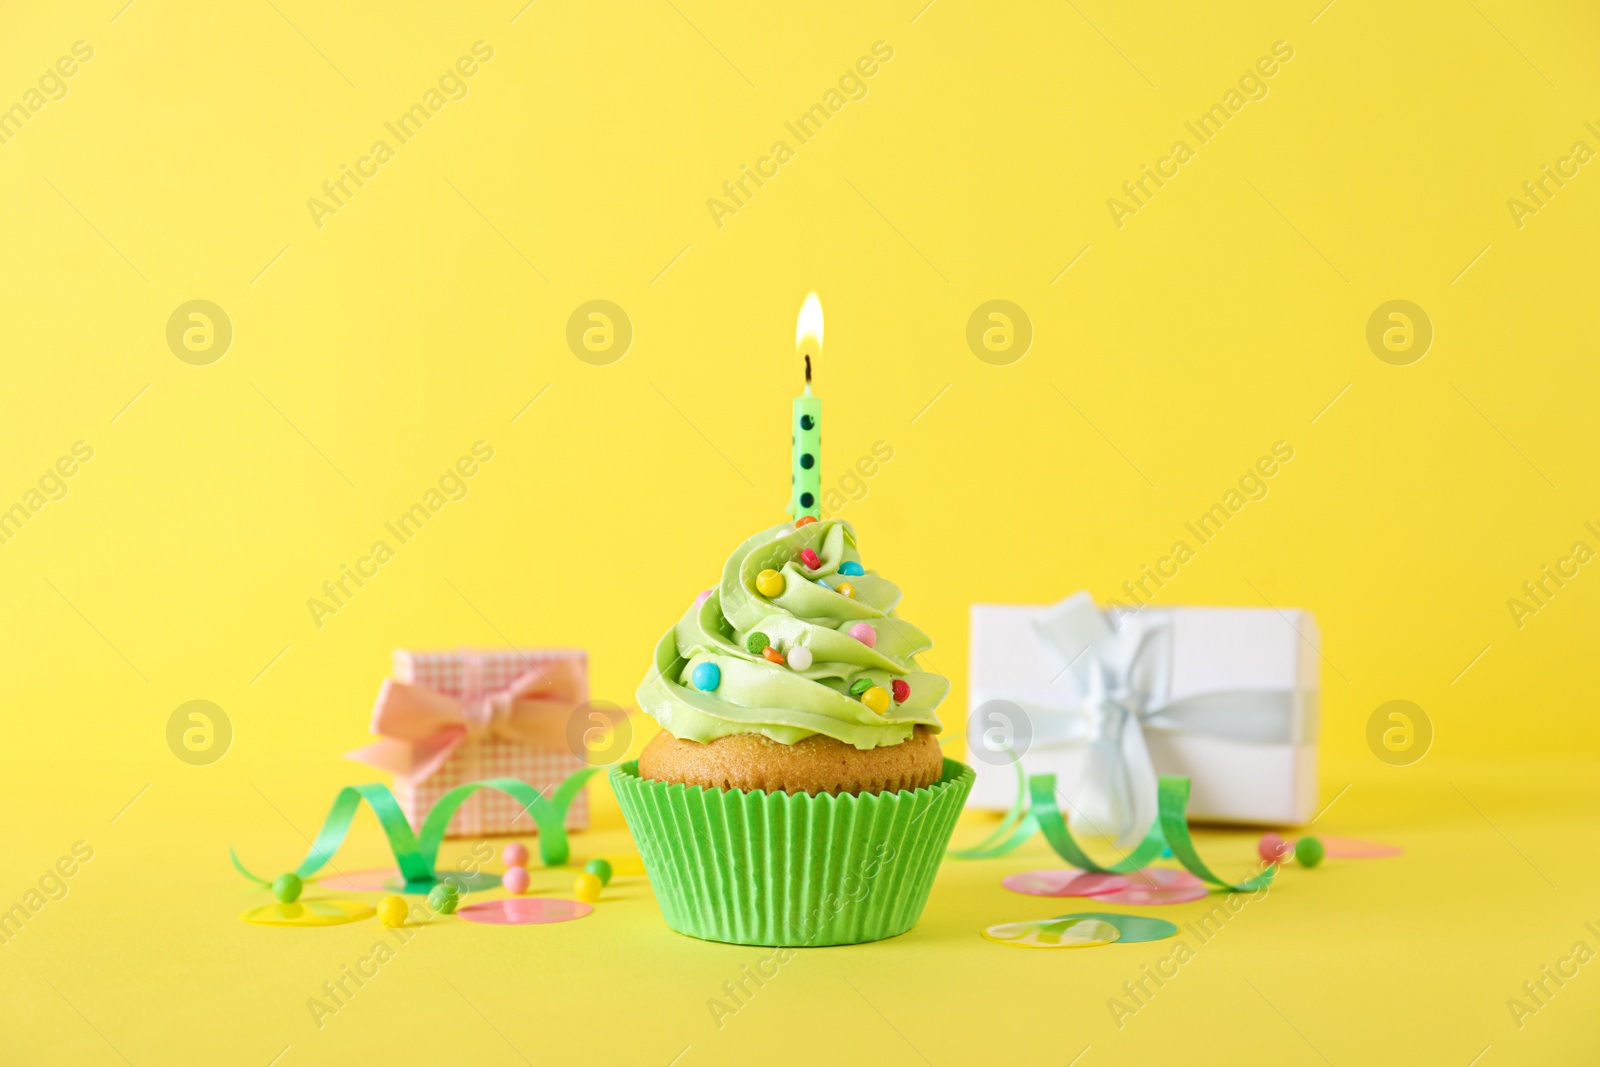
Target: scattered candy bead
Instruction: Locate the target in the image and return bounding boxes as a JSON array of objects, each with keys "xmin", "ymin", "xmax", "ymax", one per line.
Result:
[
  {"xmin": 1257, "ymin": 833, "xmax": 1291, "ymax": 864},
  {"xmin": 428, "ymin": 883, "xmax": 459, "ymax": 914},
  {"xmin": 786, "ymin": 646, "xmax": 814, "ymax": 671},
  {"xmin": 763, "ymin": 646, "xmax": 786, "ymax": 664},
  {"xmin": 836, "ymin": 582, "xmax": 856, "ymax": 599},
  {"xmin": 861, "ymin": 686, "xmax": 891, "ymax": 714},
  {"xmin": 817, "ymin": 579, "xmax": 831, "ymax": 589},
  {"xmin": 502, "ymin": 866, "xmax": 531, "ymax": 895},
  {"xmin": 272, "ymin": 872, "xmax": 303, "ymax": 903},
  {"xmin": 849, "ymin": 678, "xmax": 874, "ymax": 695},
  {"xmin": 574, "ymin": 872, "xmax": 603, "ymax": 903},
  {"xmin": 747, "ymin": 631, "xmax": 770, "ymax": 654},
  {"xmin": 691, "ymin": 662, "xmax": 721, "ymax": 691},
  {"xmin": 1294, "ymin": 836, "xmax": 1325, "ymax": 868},
  {"xmin": 503, "ymin": 843, "xmax": 529, "ymax": 868},
  {"xmin": 795, "ymin": 516, "xmax": 817, "ymax": 527},
  {"xmin": 849, "ymin": 623, "xmax": 877, "ymax": 647},
  {"xmin": 799, "ymin": 548, "xmax": 821, "ymax": 569},
  {"xmin": 839, "ymin": 561, "xmax": 865, "ymax": 577},
  {"xmin": 694, "ymin": 589, "xmax": 712, "ymax": 607},
  {"xmin": 756, "ymin": 569, "xmax": 785, "ymax": 597},
  {"xmin": 377, "ymin": 895, "xmax": 410, "ymax": 927},
  {"xmin": 892, "ymin": 679, "xmax": 910, "ymax": 703},
  {"xmin": 584, "ymin": 858, "xmax": 613, "ymax": 886}
]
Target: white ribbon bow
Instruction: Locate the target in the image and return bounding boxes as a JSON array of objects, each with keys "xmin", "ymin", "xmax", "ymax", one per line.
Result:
[{"xmin": 1001, "ymin": 592, "xmax": 1314, "ymax": 846}]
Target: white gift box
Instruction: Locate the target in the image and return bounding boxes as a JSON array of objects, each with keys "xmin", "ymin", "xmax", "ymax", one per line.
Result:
[{"xmin": 967, "ymin": 595, "xmax": 1319, "ymax": 832}]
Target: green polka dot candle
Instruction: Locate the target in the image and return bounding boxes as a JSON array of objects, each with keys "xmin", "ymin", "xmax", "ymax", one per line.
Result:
[{"xmin": 788, "ymin": 292, "xmax": 823, "ymax": 520}]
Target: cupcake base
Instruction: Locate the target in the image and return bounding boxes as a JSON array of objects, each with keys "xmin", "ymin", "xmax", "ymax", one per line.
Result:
[
  {"xmin": 637, "ymin": 725, "xmax": 944, "ymax": 795},
  {"xmin": 612, "ymin": 756, "xmax": 974, "ymax": 947}
]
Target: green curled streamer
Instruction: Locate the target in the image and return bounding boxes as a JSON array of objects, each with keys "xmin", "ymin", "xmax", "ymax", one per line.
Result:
[
  {"xmin": 1028, "ymin": 773, "xmax": 1168, "ymax": 874},
  {"xmin": 951, "ymin": 769, "xmax": 1275, "ymax": 893},
  {"xmin": 1155, "ymin": 775, "xmax": 1274, "ymax": 892},
  {"xmin": 230, "ymin": 769, "xmax": 598, "ymax": 888},
  {"xmin": 948, "ymin": 753, "xmax": 1038, "ymax": 859}
]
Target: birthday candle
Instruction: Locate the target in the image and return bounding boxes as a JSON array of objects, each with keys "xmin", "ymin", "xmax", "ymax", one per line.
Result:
[{"xmin": 789, "ymin": 293, "xmax": 823, "ymax": 519}]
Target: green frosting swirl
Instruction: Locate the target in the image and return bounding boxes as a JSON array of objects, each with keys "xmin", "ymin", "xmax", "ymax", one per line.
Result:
[{"xmin": 636, "ymin": 519, "xmax": 949, "ymax": 750}]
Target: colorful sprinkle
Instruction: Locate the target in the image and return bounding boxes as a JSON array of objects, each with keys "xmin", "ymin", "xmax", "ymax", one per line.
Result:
[
  {"xmin": 795, "ymin": 515, "xmax": 817, "ymax": 527},
  {"xmin": 798, "ymin": 548, "xmax": 821, "ymax": 569},
  {"xmin": 503, "ymin": 842, "xmax": 529, "ymax": 868},
  {"xmin": 756, "ymin": 569, "xmax": 785, "ymax": 597},
  {"xmin": 584, "ymin": 858, "xmax": 613, "ymax": 886},
  {"xmin": 502, "ymin": 866, "xmax": 531, "ymax": 895},
  {"xmin": 817, "ymin": 579, "xmax": 831, "ymax": 589},
  {"xmin": 786, "ymin": 646, "xmax": 814, "ymax": 671},
  {"xmin": 836, "ymin": 582, "xmax": 856, "ymax": 599},
  {"xmin": 849, "ymin": 623, "xmax": 877, "ymax": 647},
  {"xmin": 378, "ymin": 895, "xmax": 411, "ymax": 927},
  {"xmin": 691, "ymin": 662, "xmax": 721, "ymax": 691},
  {"xmin": 747, "ymin": 631, "xmax": 770, "ymax": 654},
  {"xmin": 892, "ymin": 679, "xmax": 910, "ymax": 703},
  {"xmin": 839, "ymin": 561, "xmax": 865, "ymax": 577},
  {"xmin": 694, "ymin": 589, "xmax": 712, "ymax": 607},
  {"xmin": 574, "ymin": 872, "xmax": 603, "ymax": 904},
  {"xmin": 861, "ymin": 686, "xmax": 891, "ymax": 714},
  {"xmin": 763, "ymin": 647, "xmax": 786, "ymax": 665},
  {"xmin": 272, "ymin": 873, "xmax": 302, "ymax": 903},
  {"xmin": 849, "ymin": 678, "xmax": 874, "ymax": 696},
  {"xmin": 1295, "ymin": 836, "xmax": 1325, "ymax": 868}
]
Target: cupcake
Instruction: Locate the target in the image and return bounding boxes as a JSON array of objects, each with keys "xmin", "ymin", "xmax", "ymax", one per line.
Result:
[{"xmin": 612, "ymin": 517, "xmax": 973, "ymax": 946}]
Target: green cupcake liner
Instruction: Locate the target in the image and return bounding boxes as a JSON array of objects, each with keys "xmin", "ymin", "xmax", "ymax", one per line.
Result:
[{"xmin": 611, "ymin": 757, "xmax": 974, "ymax": 947}]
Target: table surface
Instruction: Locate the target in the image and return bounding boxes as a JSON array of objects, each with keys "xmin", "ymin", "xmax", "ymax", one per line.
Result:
[{"xmin": 5, "ymin": 753, "xmax": 1596, "ymax": 1067}]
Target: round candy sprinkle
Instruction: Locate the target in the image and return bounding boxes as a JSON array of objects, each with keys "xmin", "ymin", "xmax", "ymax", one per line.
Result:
[
  {"xmin": 795, "ymin": 516, "xmax": 817, "ymax": 527},
  {"xmin": 798, "ymin": 548, "xmax": 821, "ymax": 569},
  {"xmin": 747, "ymin": 632, "xmax": 770, "ymax": 654},
  {"xmin": 839, "ymin": 561, "xmax": 865, "ymax": 577},
  {"xmin": 377, "ymin": 895, "xmax": 410, "ymax": 927},
  {"xmin": 892, "ymin": 679, "xmax": 910, "ymax": 703},
  {"xmin": 427, "ymin": 883, "xmax": 459, "ymax": 914},
  {"xmin": 849, "ymin": 678, "xmax": 874, "ymax": 695},
  {"xmin": 756, "ymin": 569, "xmax": 785, "ymax": 597},
  {"xmin": 836, "ymin": 582, "xmax": 857, "ymax": 599},
  {"xmin": 574, "ymin": 872, "xmax": 603, "ymax": 904},
  {"xmin": 1257, "ymin": 832, "xmax": 1291, "ymax": 864},
  {"xmin": 502, "ymin": 842, "xmax": 529, "ymax": 868},
  {"xmin": 272, "ymin": 872, "xmax": 303, "ymax": 903},
  {"xmin": 861, "ymin": 686, "xmax": 891, "ymax": 714},
  {"xmin": 694, "ymin": 589, "xmax": 712, "ymax": 607},
  {"xmin": 1295, "ymin": 836, "xmax": 1325, "ymax": 868},
  {"xmin": 502, "ymin": 866, "xmax": 531, "ymax": 895},
  {"xmin": 849, "ymin": 623, "xmax": 877, "ymax": 647},
  {"xmin": 691, "ymin": 662, "xmax": 721, "ymax": 692},
  {"xmin": 584, "ymin": 858, "xmax": 613, "ymax": 886},
  {"xmin": 786, "ymin": 646, "xmax": 813, "ymax": 671},
  {"xmin": 762, "ymin": 646, "xmax": 786, "ymax": 664}
]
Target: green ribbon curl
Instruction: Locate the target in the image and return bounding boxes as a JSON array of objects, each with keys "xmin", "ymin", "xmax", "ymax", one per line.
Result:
[
  {"xmin": 230, "ymin": 770, "xmax": 597, "ymax": 888},
  {"xmin": 953, "ymin": 763, "xmax": 1275, "ymax": 893}
]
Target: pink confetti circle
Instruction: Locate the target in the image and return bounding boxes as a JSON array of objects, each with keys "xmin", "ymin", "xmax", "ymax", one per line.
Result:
[
  {"xmin": 457, "ymin": 898, "xmax": 593, "ymax": 926},
  {"xmin": 1003, "ymin": 869, "xmax": 1131, "ymax": 898},
  {"xmin": 1086, "ymin": 866, "xmax": 1208, "ymax": 905},
  {"xmin": 1319, "ymin": 836, "xmax": 1403, "ymax": 859}
]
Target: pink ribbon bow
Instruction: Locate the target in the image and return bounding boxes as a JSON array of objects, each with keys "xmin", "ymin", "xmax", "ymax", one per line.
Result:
[{"xmin": 346, "ymin": 654, "xmax": 584, "ymax": 785}]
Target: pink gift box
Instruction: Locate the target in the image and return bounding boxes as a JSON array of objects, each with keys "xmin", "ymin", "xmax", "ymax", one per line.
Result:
[{"xmin": 358, "ymin": 649, "xmax": 591, "ymax": 839}]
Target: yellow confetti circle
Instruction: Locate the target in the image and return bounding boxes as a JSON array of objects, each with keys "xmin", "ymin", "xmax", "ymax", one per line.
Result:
[
  {"xmin": 240, "ymin": 899, "xmax": 376, "ymax": 927},
  {"xmin": 982, "ymin": 917, "xmax": 1122, "ymax": 949}
]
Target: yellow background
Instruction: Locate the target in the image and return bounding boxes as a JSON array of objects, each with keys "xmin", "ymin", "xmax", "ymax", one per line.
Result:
[{"xmin": 3, "ymin": 0, "xmax": 1598, "ymax": 1063}]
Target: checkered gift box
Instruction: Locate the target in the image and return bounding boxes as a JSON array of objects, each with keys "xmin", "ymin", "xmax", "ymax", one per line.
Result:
[{"xmin": 350, "ymin": 648, "xmax": 590, "ymax": 839}]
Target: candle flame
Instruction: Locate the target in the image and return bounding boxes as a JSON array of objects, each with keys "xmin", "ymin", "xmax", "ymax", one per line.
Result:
[{"xmin": 795, "ymin": 292, "xmax": 824, "ymax": 354}]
